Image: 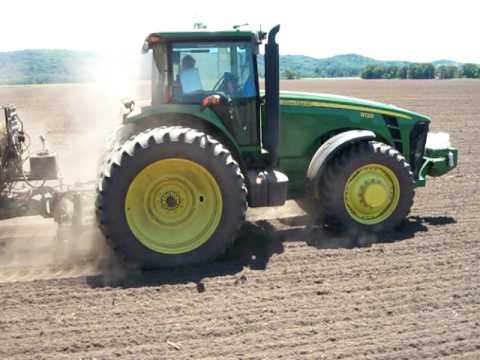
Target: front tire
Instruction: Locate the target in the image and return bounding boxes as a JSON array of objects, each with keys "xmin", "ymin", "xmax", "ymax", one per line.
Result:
[
  {"xmin": 318, "ymin": 141, "xmax": 415, "ymax": 232},
  {"xmin": 96, "ymin": 126, "xmax": 247, "ymax": 268}
]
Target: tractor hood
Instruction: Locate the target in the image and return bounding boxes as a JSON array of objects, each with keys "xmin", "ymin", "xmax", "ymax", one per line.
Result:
[{"xmin": 279, "ymin": 91, "xmax": 430, "ymax": 121}]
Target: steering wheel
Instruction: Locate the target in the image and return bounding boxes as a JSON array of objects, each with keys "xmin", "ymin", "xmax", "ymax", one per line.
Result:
[
  {"xmin": 212, "ymin": 72, "xmax": 239, "ymax": 94},
  {"xmin": 212, "ymin": 74, "xmax": 226, "ymax": 92}
]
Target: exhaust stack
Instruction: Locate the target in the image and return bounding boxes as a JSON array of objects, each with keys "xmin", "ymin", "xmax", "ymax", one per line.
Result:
[{"xmin": 263, "ymin": 25, "xmax": 280, "ymax": 167}]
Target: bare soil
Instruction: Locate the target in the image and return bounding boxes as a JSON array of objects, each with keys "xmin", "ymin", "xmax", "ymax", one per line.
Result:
[{"xmin": 0, "ymin": 80, "xmax": 479, "ymax": 359}]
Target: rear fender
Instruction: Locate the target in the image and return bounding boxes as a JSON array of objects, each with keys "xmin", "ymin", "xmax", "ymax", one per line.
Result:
[
  {"xmin": 307, "ymin": 130, "xmax": 376, "ymax": 198},
  {"xmin": 125, "ymin": 106, "xmax": 238, "ymax": 148},
  {"xmin": 123, "ymin": 110, "xmax": 246, "ymax": 177}
]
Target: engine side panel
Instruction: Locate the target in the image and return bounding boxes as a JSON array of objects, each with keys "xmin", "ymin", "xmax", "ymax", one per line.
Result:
[{"xmin": 276, "ymin": 102, "xmax": 423, "ymax": 193}]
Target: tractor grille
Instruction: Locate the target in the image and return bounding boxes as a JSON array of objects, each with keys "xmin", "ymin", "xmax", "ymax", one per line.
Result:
[
  {"xmin": 409, "ymin": 121, "xmax": 429, "ymax": 177},
  {"xmin": 383, "ymin": 115, "xmax": 403, "ymax": 153}
]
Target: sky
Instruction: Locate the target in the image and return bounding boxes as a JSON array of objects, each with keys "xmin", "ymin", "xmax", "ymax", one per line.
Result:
[{"xmin": 0, "ymin": 0, "xmax": 478, "ymax": 63}]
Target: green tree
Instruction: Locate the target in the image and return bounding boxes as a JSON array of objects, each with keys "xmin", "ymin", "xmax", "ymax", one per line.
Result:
[
  {"xmin": 314, "ymin": 67, "xmax": 324, "ymax": 77},
  {"xmin": 424, "ymin": 63, "xmax": 435, "ymax": 79},
  {"xmin": 436, "ymin": 65, "xmax": 459, "ymax": 79},
  {"xmin": 407, "ymin": 63, "xmax": 435, "ymax": 79},
  {"xmin": 397, "ymin": 66, "xmax": 407, "ymax": 79},
  {"xmin": 436, "ymin": 66, "xmax": 447, "ymax": 79},
  {"xmin": 361, "ymin": 65, "xmax": 375, "ymax": 79},
  {"xmin": 385, "ymin": 66, "xmax": 399, "ymax": 79},
  {"xmin": 462, "ymin": 63, "xmax": 479, "ymax": 78},
  {"xmin": 361, "ymin": 65, "xmax": 376, "ymax": 79},
  {"xmin": 407, "ymin": 64, "xmax": 417, "ymax": 79},
  {"xmin": 284, "ymin": 68, "xmax": 298, "ymax": 80}
]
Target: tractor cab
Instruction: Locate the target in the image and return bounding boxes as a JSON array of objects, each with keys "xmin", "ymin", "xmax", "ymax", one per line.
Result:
[{"xmin": 144, "ymin": 31, "xmax": 264, "ymax": 146}]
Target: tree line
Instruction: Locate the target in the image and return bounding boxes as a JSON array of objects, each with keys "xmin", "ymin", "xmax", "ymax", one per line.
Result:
[
  {"xmin": 283, "ymin": 67, "xmax": 359, "ymax": 79},
  {"xmin": 361, "ymin": 63, "xmax": 480, "ymax": 80}
]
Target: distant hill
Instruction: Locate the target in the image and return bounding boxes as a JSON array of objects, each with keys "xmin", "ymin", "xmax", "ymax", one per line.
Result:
[
  {"xmin": 258, "ymin": 53, "xmax": 457, "ymax": 78},
  {"xmin": 432, "ymin": 59, "xmax": 462, "ymax": 67},
  {"xmin": 0, "ymin": 50, "xmax": 97, "ymax": 85},
  {"xmin": 0, "ymin": 49, "xmax": 464, "ymax": 85}
]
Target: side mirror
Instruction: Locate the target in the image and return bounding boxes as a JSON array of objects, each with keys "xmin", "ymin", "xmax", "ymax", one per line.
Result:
[
  {"xmin": 121, "ymin": 98, "xmax": 135, "ymax": 120},
  {"xmin": 121, "ymin": 98, "xmax": 135, "ymax": 112}
]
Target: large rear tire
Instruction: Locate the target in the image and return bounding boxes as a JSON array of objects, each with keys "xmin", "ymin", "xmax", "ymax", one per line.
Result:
[
  {"xmin": 317, "ymin": 141, "xmax": 415, "ymax": 232},
  {"xmin": 96, "ymin": 126, "xmax": 247, "ymax": 268}
]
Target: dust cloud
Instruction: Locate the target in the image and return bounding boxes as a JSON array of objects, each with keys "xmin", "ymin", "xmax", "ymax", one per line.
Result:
[
  {"xmin": 0, "ymin": 49, "xmax": 150, "ymax": 282},
  {"xmin": 59, "ymin": 51, "xmax": 151, "ymax": 183},
  {"xmin": 0, "ymin": 218, "xmax": 107, "ymax": 282}
]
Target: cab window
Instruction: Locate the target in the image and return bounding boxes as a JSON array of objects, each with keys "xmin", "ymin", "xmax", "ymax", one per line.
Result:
[{"xmin": 170, "ymin": 41, "xmax": 259, "ymax": 145}]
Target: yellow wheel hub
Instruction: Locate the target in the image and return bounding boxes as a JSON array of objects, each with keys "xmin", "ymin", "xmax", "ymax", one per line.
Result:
[
  {"xmin": 344, "ymin": 164, "xmax": 400, "ymax": 225},
  {"xmin": 125, "ymin": 158, "xmax": 223, "ymax": 254}
]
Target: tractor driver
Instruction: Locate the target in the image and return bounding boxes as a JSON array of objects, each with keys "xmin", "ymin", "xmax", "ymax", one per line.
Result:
[{"xmin": 179, "ymin": 55, "xmax": 203, "ymax": 94}]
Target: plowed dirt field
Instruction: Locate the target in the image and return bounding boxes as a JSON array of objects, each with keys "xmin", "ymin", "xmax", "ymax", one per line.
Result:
[{"xmin": 0, "ymin": 80, "xmax": 478, "ymax": 359}]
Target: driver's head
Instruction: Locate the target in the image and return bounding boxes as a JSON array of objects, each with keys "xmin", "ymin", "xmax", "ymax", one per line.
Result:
[{"xmin": 181, "ymin": 55, "xmax": 196, "ymax": 71}]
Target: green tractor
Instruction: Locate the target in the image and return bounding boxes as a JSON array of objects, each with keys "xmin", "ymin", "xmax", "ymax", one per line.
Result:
[{"xmin": 96, "ymin": 25, "xmax": 458, "ymax": 268}]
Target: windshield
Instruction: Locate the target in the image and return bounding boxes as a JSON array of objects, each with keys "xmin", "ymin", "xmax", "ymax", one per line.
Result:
[{"xmin": 170, "ymin": 41, "xmax": 257, "ymax": 102}]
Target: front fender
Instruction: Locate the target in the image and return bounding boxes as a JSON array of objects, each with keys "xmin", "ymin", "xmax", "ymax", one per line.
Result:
[{"xmin": 307, "ymin": 130, "xmax": 376, "ymax": 198}]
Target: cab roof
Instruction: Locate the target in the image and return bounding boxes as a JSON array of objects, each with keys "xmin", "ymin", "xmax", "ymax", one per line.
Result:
[
  {"xmin": 146, "ymin": 30, "xmax": 258, "ymax": 43},
  {"xmin": 142, "ymin": 30, "xmax": 262, "ymax": 53}
]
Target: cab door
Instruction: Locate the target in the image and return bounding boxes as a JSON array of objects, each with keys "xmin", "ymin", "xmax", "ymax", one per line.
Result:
[{"xmin": 169, "ymin": 41, "xmax": 260, "ymax": 146}]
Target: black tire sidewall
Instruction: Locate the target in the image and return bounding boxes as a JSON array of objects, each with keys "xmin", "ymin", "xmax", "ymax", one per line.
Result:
[
  {"xmin": 101, "ymin": 131, "xmax": 245, "ymax": 268},
  {"xmin": 325, "ymin": 144, "xmax": 414, "ymax": 232}
]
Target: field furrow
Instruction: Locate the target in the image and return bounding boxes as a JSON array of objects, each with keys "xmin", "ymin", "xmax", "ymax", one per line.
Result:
[{"xmin": 0, "ymin": 79, "xmax": 478, "ymax": 359}]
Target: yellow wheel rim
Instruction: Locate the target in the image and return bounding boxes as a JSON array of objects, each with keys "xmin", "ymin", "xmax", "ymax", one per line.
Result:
[
  {"xmin": 125, "ymin": 159, "xmax": 223, "ymax": 254},
  {"xmin": 344, "ymin": 164, "xmax": 400, "ymax": 225}
]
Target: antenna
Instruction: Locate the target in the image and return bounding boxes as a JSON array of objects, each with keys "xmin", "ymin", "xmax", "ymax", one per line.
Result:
[
  {"xmin": 258, "ymin": 24, "xmax": 267, "ymax": 41},
  {"xmin": 233, "ymin": 23, "xmax": 249, "ymax": 30}
]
